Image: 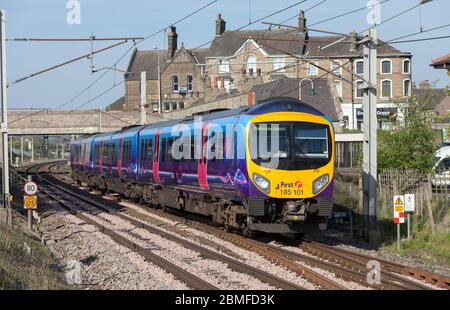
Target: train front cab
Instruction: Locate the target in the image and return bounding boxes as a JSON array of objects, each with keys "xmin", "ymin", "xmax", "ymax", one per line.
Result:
[{"xmin": 245, "ymin": 111, "xmax": 335, "ymax": 234}]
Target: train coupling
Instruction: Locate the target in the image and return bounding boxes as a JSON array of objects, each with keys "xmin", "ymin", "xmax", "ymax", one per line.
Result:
[{"xmin": 283, "ymin": 200, "xmax": 307, "ymax": 222}]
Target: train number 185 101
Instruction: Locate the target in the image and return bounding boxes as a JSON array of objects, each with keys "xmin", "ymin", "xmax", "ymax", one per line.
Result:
[{"xmin": 279, "ymin": 189, "xmax": 303, "ymax": 195}]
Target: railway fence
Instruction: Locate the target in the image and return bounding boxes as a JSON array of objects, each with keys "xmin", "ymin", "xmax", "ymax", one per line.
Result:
[{"xmin": 334, "ymin": 168, "xmax": 449, "ymax": 237}]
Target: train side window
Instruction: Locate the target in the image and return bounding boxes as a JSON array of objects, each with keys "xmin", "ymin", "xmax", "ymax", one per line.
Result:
[
  {"xmin": 161, "ymin": 139, "xmax": 167, "ymax": 162},
  {"xmin": 210, "ymin": 132, "xmax": 216, "ymax": 162},
  {"xmin": 167, "ymin": 138, "xmax": 174, "ymax": 161},
  {"xmin": 147, "ymin": 139, "xmax": 153, "ymax": 161},
  {"xmin": 111, "ymin": 143, "xmax": 116, "ymax": 162}
]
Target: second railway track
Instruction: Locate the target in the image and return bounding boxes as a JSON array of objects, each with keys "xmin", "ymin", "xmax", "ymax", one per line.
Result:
[{"xmin": 24, "ymin": 161, "xmax": 450, "ymax": 290}]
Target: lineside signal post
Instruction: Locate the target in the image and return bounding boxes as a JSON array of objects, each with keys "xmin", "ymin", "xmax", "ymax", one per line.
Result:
[
  {"xmin": 24, "ymin": 177, "xmax": 38, "ymax": 230},
  {"xmin": 393, "ymin": 195, "xmax": 405, "ymax": 252},
  {"xmin": 404, "ymin": 194, "xmax": 415, "ymax": 241}
]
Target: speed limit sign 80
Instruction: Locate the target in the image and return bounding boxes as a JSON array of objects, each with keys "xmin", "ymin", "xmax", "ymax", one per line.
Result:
[{"xmin": 24, "ymin": 181, "xmax": 38, "ymax": 195}]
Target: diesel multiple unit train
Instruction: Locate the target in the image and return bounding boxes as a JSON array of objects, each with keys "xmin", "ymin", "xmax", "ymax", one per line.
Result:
[{"xmin": 70, "ymin": 98, "xmax": 335, "ymax": 235}]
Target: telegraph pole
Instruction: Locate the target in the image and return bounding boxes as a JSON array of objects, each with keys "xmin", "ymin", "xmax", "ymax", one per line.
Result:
[
  {"xmin": 140, "ymin": 71, "xmax": 147, "ymax": 125},
  {"xmin": 362, "ymin": 29, "xmax": 378, "ymax": 242},
  {"xmin": 98, "ymin": 106, "xmax": 102, "ymax": 133},
  {"xmin": 0, "ymin": 10, "xmax": 11, "ymax": 224}
]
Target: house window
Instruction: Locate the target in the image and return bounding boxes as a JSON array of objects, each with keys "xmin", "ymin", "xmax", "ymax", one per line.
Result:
[
  {"xmin": 246, "ymin": 55, "xmax": 257, "ymax": 76},
  {"xmin": 164, "ymin": 103, "xmax": 170, "ymax": 112},
  {"xmin": 355, "ymin": 80, "xmax": 364, "ymax": 98},
  {"xmin": 218, "ymin": 59, "xmax": 230, "ymax": 74},
  {"xmin": 172, "ymin": 75, "xmax": 179, "ymax": 92},
  {"xmin": 187, "ymin": 75, "xmax": 193, "ymax": 92},
  {"xmin": 308, "ymin": 61, "xmax": 318, "ymax": 76},
  {"xmin": 381, "ymin": 60, "xmax": 392, "ymax": 74},
  {"xmin": 335, "ymin": 80, "xmax": 342, "ymax": 99},
  {"xmin": 172, "ymin": 102, "xmax": 178, "ymax": 110},
  {"xmin": 403, "ymin": 79, "xmax": 411, "ymax": 97},
  {"xmin": 273, "ymin": 57, "xmax": 285, "ymax": 72},
  {"xmin": 178, "ymin": 102, "xmax": 184, "ymax": 109},
  {"xmin": 355, "ymin": 60, "xmax": 364, "ymax": 75},
  {"xmin": 331, "ymin": 61, "xmax": 342, "ymax": 75},
  {"xmin": 381, "ymin": 80, "xmax": 392, "ymax": 98},
  {"xmin": 403, "ymin": 59, "xmax": 410, "ymax": 74}
]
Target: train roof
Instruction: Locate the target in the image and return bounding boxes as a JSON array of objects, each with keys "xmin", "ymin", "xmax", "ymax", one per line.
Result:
[{"xmin": 73, "ymin": 98, "xmax": 329, "ymax": 142}]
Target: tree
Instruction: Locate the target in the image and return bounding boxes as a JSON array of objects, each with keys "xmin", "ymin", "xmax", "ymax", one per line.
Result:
[{"xmin": 378, "ymin": 95, "xmax": 437, "ymax": 173}]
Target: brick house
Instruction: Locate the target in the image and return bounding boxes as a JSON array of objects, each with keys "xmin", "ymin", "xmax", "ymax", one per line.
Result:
[
  {"xmin": 124, "ymin": 26, "xmax": 207, "ymax": 113},
  {"xmin": 118, "ymin": 11, "xmax": 412, "ymax": 128},
  {"xmin": 205, "ymin": 12, "xmax": 412, "ymax": 130}
]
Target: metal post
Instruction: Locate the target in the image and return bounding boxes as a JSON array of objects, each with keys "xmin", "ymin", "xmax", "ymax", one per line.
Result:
[
  {"xmin": 407, "ymin": 212, "xmax": 411, "ymax": 241},
  {"xmin": 140, "ymin": 71, "xmax": 147, "ymax": 125},
  {"xmin": 31, "ymin": 137, "xmax": 34, "ymax": 162},
  {"xmin": 9, "ymin": 135, "xmax": 11, "ymax": 164},
  {"xmin": 397, "ymin": 223, "xmax": 400, "ymax": 252},
  {"xmin": 0, "ymin": 11, "xmax": 10, "ymax": 214},
  {"xmin": 20, "ymin": 136, "xmax": 23, "ymax": 164},
  {"xmin": 362, "ymin": 29, "xmax": 378, "ymax": 242},
  {"xmin": 26, "ymin": 175, "xmax": 33, "ymax": 230},
  {"xmin": 155, "ymin": 47, "xmax": 162, "ymax": 114}
]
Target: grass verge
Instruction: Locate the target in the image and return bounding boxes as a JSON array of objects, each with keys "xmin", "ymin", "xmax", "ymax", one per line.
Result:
[{"xmin": 0, "ymin": 222, "xmax": 71, "ymax": 289}]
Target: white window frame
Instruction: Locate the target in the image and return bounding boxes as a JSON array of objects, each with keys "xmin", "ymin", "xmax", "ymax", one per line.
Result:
[
  {"xmin": 246, "ymin": 55, "xmax": 257, "ymax": 75},
  {"xmin": 403, "ymin": 79, "xmax": 411, "ymax": 98},
  {"xmin": 272, "ymin": 57, "xmax": 286, "ymax": 72},
  {"xmin": 218, "ymin": 59, "xmax": 230, "ymax": 74},
  {"xmin": 187, "ymin": 74, "xmax": 194, "ymax": 92},
  {"xmin": 172, "ymin": 75, "xmax": 179, "ymax": 93},
  {"xmin": 335, "ymin": 80, "xmax": 343, "ymax": 99},
  {"xmin": 402, "ymin": 59, "xmax": 411, "ymax": 74},
  {"xmin": 331, "ymin": 60, "xmax": 342, "ymax": 76},
  {"xmin": 380, "ymin": 59, "xmax": 392, "ymax": 74},
  {"xmin": 355, "ymin": 60, "xmax": 364, "ymax": 75},
  {"xmin": 355, "ymin": 80, "xmax": 364, "ymax": 99},
  {"xmin": 307, "ymin": 61, "xmax": 318, "ymax": 76},
  {"xmin": 380, "ymin": 79, "xmax": 393, "ymax": 99}
]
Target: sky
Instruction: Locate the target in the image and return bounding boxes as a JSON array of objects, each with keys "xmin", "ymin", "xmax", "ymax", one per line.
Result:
[{"xmin": 2, "ymin": 0, "xmax": 450, "ymax": 110}]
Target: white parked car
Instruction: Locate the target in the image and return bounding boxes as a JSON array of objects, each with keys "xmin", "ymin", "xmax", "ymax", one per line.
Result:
[{"xmin": 432, "ymin": 146, "xmax": 450, "ymax": 187}]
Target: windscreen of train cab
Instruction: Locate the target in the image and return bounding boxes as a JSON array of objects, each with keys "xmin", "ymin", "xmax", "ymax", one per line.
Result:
[{"xmin": 249, "ymin": 122, "xmax": 332, "ymax": 170}]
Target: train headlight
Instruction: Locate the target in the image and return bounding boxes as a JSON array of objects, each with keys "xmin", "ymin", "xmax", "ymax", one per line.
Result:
[
  {"xmin": 313, "ymin": 174, "xmax": 329, "ymax": 194},
  {"xmin": 253, "ymin": 173, "xmax": 270, "ymax": 194}
]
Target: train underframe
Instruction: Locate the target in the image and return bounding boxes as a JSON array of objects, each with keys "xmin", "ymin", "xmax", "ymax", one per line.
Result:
[{"xmin": 72, "ymin": 171, "xmax": 332, "ymax": 236}]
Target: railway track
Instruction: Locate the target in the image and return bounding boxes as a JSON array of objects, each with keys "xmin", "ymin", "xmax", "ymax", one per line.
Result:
[
  {"xmin": 31, "ymin": 163, "xmax": 315, "ymax": 290},
  {"xmin": 298, "ymin": 240, "xmax": 450, "ymax": 290},
  {"xmin": 23, "ymin": 161, "xmax": 450, "ymax": 290}
]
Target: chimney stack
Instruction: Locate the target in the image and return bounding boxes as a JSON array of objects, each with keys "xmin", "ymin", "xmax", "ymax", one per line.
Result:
[
  {"xmin": 349, "ymin": 30, "xmax": 357, "ymax": 52},
  {"xmin": 419, "ymin": 80, "xmax": 431, "ymax": 89},
  {"xmin": 298, "ymin": 10, "xmax": 307, "ymax": 34},
  {"xmin": 168, "ymin": 26, "xmax": 178, "ymax": 58},
  {"xmin": 215, "ymin": 13, "xmax": 226, "ymax": 36}
]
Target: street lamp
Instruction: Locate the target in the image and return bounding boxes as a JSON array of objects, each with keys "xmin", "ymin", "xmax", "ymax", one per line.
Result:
[{"xmin": 298, "ymin": 78, "xmax": 315, "ymax": 101}]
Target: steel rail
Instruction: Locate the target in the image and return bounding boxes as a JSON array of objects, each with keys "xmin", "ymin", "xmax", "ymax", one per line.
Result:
[
  {"xmin": 301, "ymin": 241, "xmax": 449, "ymax": 290},
  {"xmin": 38, "ymin": 183, "xmax": 218, "ymax": 290},
  {"xmin": 38, "ymin": 173, "xmax": 306, "ymax": 290}
]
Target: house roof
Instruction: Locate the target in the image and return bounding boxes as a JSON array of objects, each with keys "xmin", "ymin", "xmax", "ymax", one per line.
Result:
[
  {"xmin": 431, "ymin": 53, "xmax": 450, "ymax": 69},
  {"xmin": 125, "ymin": 47, "xmax": 207, "ymax": 81},
  {"xmin": 251, "ymin": 77, "xmax": 339, "ymax": 121},
  {"xmin": 206, "ymin": 29, "xmax": 410, "ymax": 59},
  {"xmin": 431, "ymin": 54, "xmax": 450, "ymax": 65},
  {"xmin": 105, "ymin": 96, "xmax": 125, "ymax": 112},
  {"xmin": 412, "ymin": 88, "xmax": 448, "ymax": 110}
]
